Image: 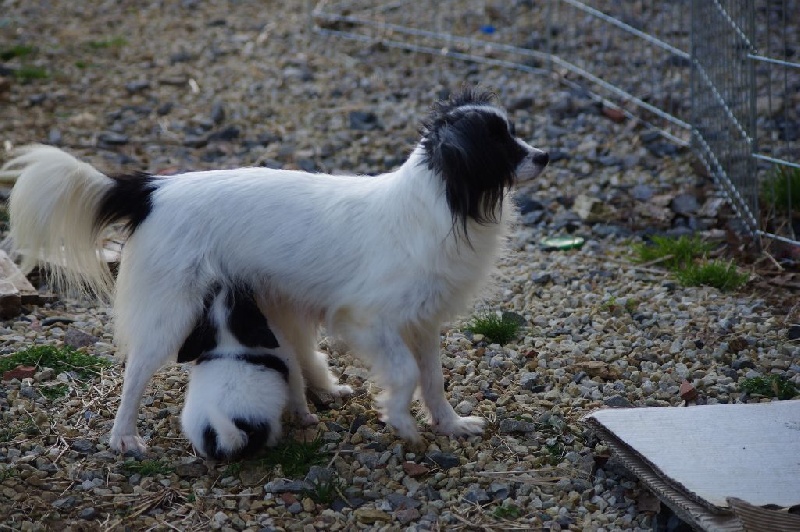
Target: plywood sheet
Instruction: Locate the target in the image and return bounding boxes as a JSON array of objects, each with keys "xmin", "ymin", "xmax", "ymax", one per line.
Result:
[{"xmin": 585, "ymin": 401, "xmax": 800, "ymax": 510}]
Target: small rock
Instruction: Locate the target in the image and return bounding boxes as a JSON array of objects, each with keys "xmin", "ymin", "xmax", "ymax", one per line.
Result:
[
  {"xmin": 71, "ymin": 439, "xmax": 96, "ymax": 454},
  {"xmin": 286, "ymin": 502, "xmax": 303, "ymax": 514},
  {"xmin": 732, "ymin": 358, "xmax": 755, "ymax": 371},
  {"xmin": 463, "ymin": 488, "xmax": 490, "ymax": 504},
  {"xmin": 210, "ymin": 101, "xmax": 226, "ymax": 124},
  {"xmin": 403, "ymin": 461, "xmax": 430, "ymax": 478},
  {"xmin": 670, "ymin": 193, "xmax": 700, "ymax": 215},
  {"xmin": 304, "ymin": 466, "xmax": 335, "ymax": 485},
  {"xmin": 125, "ymin": 81, "xmax": 150, "ymax": 94},
  {"xmin": 349, "ymin": 111, "xmax": 382, "ymax": 131},
  {"xmin": 354, "ymin": 508, "xmax": 391, "ymax": 524},
  {"xmin": 787, "ymin": 325, "xmax": 800, "ymax": 341},
  {"xmin": 395, "ymin": 507, "xmax": 421, "ymax": 525},
  {"xmin": 98, "ymin": 132, "xmax": 129, "ymax": 146},
  {"xmin": 387, "ymin": 493, "xmax": 421, "ymax": 510},
  {"xmin": 520, "ymin": 372, "xmax": 540, "ymax": 390},
  {"xmin": 531, "ymin": 272, "xmax": 552, "ymax": 285},
  {"xmin": 183, "ymin": 135, "xmax": 208, "ymax": 148},
  {"xmin": 601, "ymin": 106, "xmax": 626, "ymax": 123},
  {"xmin": 64, "ymin": 328, "xmax": 98, "ymax": 349},
  {"xmin": 498, "ymin": 419, "xmax": 537, "ymax": 434},
  {"xmin": 175, "ymin": 461, "xmax": 208, "ymax": 478},
  {"xmin": 631, "ymin": 184, "xmax": 655, "ymax": 201},
  {"xmin": 48, "ymin": 128, "xmax": 63, "ymax": 145},
  {"xmin": 207, "ymin": 125, "xmax": 240, "ymax": 142},
  {"xmin": 603, "ymin": 395, "xmax": 633, "ymax": 408},
  {"xmin": 264, "ymin": 479, "xmax": 312, "ymax": 493},
  {"xmin": 3, "ymin": 365, "xmax": 36, "ymax": 381},
  {"xmin": 52, "ymin": 496, "xmax": 77, "ymax": 509},
  {"xmin": 425, "ymin": 451, "xmax": 460, "ymax": 469},
  {"xmin": 78, "ymin": 507, "xmax": 98, "ymax": 520},
  {"xmin": 680, "ymin": 380, "xmax": 698, "ymax": 402},
  {"xmin": 42, "ymin": 316, "xmax": 75, "ymax": 327}
]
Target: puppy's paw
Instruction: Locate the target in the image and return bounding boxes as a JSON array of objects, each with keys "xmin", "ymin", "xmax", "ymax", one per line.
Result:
[
  {"xmin": 294, "ymin": 411, "xmax": 320, "ymax": 426},
  {"xmin": 433, "ymin": 415, "xmax": 486, "ymax": 437},
  {"xmin": 110, "ymin": 432, "xmax": 147, "ymax": 455}
]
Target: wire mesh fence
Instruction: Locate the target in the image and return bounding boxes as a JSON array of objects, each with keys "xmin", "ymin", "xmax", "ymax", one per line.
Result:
[{"xmin": 312, "ymin": 0, "xmax": 800, "ymax": 248}]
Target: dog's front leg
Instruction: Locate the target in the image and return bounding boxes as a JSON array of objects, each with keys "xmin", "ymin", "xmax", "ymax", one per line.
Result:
[
  {"xmin": 109, "ymin": 350, "xmax": 168, "ymax": 454},
  {"xmin": 341, "ymin": 322, "xmax": 422, "ymax": 443},
  {"xmin": 410, "ymin": 323, "xmax": 485, "ymax": 437}
]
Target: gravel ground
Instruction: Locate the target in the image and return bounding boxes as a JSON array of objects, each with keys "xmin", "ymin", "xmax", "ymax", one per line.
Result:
[{"xmin": 1, "ymin": 1, "xmax": 799, "ymax": 531}]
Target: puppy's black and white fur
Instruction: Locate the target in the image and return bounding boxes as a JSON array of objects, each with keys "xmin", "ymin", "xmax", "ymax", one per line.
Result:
[
  {"xmin": 3, "ymin": 89, "xmax": 548, "ymax": 453},
  {"xmin": 178, "ymin": 285, "xmax": 294, "ymax": 460}
]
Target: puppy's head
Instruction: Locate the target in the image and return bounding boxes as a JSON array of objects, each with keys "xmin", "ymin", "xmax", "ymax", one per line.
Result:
[{"xmin": 420, "ymin": 88, "xmax": 549, "ymax": 231}]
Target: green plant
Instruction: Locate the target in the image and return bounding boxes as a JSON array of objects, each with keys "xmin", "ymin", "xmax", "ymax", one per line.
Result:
[
  {"xmin": 39, "ymin": 383, "xmax": 70, "ymax": 400},
  {"xmin": 226, "ymin": 436, "xmax": 327, "ymax": 479},
  {"xmin": 303, "ymin": 475, "xmax": 344, "ymax": 504},
  {"xmin": 740, "ymin": 375, "xmax": 798, "ymax": 400},
  {"xmin": 13, "ymin": 65, "xmax": 48, "ymax": 81},
  {"xmin": 632, "ymin": 235, "xmax": 714, "ymax": 270},
  {"xmin": 0, "ymin": 345, "xmax": 111, "ymax": 381},
  {"xmin": 467, "ymin": 313, "xmax": 521, "ymax": 344},
  {"xmin": 121, "ymin": 459, "xmax": 174, "ymax": 476},
  {"xmin": 0, "ymin": 467, "xmax": 17, "ymax": 482},
  {"xmin": 0, "ymin": 44, "xmax": 36, "ymax": 61},
  {"xmin": 674, "ymin": 260, "xmax": 749, "ymax": 291},
  {"xmin": 85, "ymin": 37, "xmax": 128, "ymax": 49},
  {"xmin": 492, "ymin": 503, "xmax": 522, "ymax": 519},
  {"xmin": 761, "ymin": 165, "xmax": 800, "ymax": 213}
]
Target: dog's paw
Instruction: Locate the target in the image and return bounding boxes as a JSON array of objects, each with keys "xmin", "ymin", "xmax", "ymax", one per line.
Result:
[
  {"xmin": 110, "ymin": 432, "xmax": 147, "ymax": 455},
  {"xmin": 382, "ymin": 412, "xmax": 423, "ymax": 445},
  {"xmin": 330, "ymin": 384, "xmax": 354, "ymax": 398},
  {"xmin": 433, "ymin": 415, "xmax": 486, "ymax": 437}
]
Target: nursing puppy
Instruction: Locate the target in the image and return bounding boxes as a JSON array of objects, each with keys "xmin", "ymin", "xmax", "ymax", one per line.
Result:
[
  {"xmin": 179, "ymin": 284, "xmax": 302, "ymax": 460},
  {"xmin": 3, "ymin": 89, "xmax": 548, "ymax": 452}
]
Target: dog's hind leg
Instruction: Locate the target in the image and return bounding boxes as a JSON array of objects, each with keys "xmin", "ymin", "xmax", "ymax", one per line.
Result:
[{"xmin": 408, "ymin": 322, "xmax": 485, "ymax": 437}]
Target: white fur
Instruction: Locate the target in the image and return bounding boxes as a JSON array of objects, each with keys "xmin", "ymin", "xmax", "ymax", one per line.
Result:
[{"xmin": 3, "ymin": 100, "xmax": 547, "ymax": 452}]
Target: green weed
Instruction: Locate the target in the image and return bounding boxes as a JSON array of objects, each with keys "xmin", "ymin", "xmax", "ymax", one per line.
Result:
[
  {"xmin": 303, "ymin": 475, "xmax": 344, "ymax": 504},
  {"xmin": 0, "ymin": 44, "xmax": 36, "ymax": 61},
  {"xmin": 761, "ymin": 165, "xmax": 800, "ymax": 213},
  {"xmin": 674, "ymin": 260, "xmax": 749, "ymax": 291},
  {"xmin": 740, "ymin": 375, "xmax": 798, "ymax": 400},
  {"xmin": 467, "ymin": 313, "xmax": 522, "ymax": 344},
  {"xmin": 492, "ymin": 503, "xmax": 522, "ymax": 519},
  {"xmin": 85, "ymin": 37, "xmax": 128, "ymax": 50},
  {"xmin": 632, "ymin": 235, "xmax": 714, "ymax": 270},
  {"xmin": 13, "ymin": 65, "xmax": 48, "ymax": 81},
  {"xmin": 0, "ymin": 345, "xmax": 111, "ymax": 381},
  {"xmin": 226, "ymin": 436, "xmax": 327, "ymax": 480},
  {"xmin": 121, "ymin": 459, "xmax": 174, "ymax": 476}
]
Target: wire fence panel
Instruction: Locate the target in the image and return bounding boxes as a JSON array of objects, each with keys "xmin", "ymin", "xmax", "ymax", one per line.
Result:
[{"xmin": 312, "ymin": 0, "xmax": 800, "ymax": 247}]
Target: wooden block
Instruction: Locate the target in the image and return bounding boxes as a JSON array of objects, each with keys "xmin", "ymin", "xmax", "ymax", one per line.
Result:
[
  {"xmin": 0, "ymin": 249, "xmax": 38, "ymax": 305},
  {"xmin": 0, "ymin": 279, "xmax": 21, "ymax": 319}
]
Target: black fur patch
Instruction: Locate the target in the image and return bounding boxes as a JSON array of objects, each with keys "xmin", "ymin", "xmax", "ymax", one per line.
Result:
[
  {"xmin": 96, "ymin": 172, "xmax": 159, "ymax": 234},
  {"xmin": 194, "ymin": 352, "xmax": 289, "ymax": 383},
  {"xmin": 420, "ymin": 88, "xmax": 529, "ymax": 235},
  {"xmin": 201, "ymin": 420, "xmax": 272, "ymax": 460},
  {"xmin": 176, "ymin": 286, "xmax": 219, "ymax": 363},
  {"xmin": 226, "ymin": 287, "xmax": 280, "ymax": 349}
]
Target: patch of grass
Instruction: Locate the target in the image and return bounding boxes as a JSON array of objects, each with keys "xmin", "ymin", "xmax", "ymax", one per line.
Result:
[
  {"xmin": 761, "ymin": 165, "xmax": 800, "ymax": 213},
  {"xmin": 467, "ymin": 313, "xmax": 521, "ymax": 344},
  {"xmin": 227, "ymin": 436, "xmax": 327, "ymax": 479},
  {"xmin": 0, "ymin": 44, "xmax": 36, "ymax": 61},
  {"xmin": 0, "ymin": 419, "xmax": 40, "ymax": 443},
  {"xmin": 85, "ymin": 36, "xmax": 128, "ymax": 50},
  {"xmin": 0, "ymin": 345, "xmax": 111, "ymax": 381},
  {"xmin": 632, "ymin": 235, "xmax": 714, "ymax": 270},
  {"xmin": 740, "ymin": 375, "xmax": 798, "ymax": 400},
  {"xmin": 12, "ymin": 65, "xmax": 49, "ymax": 82},
  {"xmin": 303, "ymin": 474, "xmax": 344, "ymax": 504},
  {"xmin": 674, "ymin": 260, "xmax": 749, "ymax": 291},
  {"xmin": 492, "ymin": 503, "xmax": 522, "ymax": 519},
  {"xmin": 39, "ymin": 383, "xmax": 70, "ymax": 400},
  {"xmin": 121, "ymin": 459, "xmax": 174, "ymax": 477},
  {"xmin": 0, "ymin": 467, "xmax": 17, "ymax": 482}
]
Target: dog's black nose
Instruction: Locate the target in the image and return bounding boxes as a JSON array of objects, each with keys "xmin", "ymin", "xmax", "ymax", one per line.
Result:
[{"xmin": 532, "ymin": 151, "xmax": 550, "ymax": 166}]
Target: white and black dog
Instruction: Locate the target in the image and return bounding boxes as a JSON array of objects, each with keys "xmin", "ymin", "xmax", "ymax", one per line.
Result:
[
  {"xmin": 2, "ymin": 89, "xmax": 548, "ymax": 453},
  {"xmin": 178, "ymin": 284, "xmax": 309, "ymax": 460}
]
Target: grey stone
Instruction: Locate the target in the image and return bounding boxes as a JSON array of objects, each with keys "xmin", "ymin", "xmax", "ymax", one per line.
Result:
[
  {"xmin": 462, "ymin": 488, "xmax": 490, "ymax": 504},
  {"xmin": 604, "ymin": 395, "xmax": 633, "ymax": 408},
  {"xmin": 125, "ymin": 80, "xmax": 150, "ymax": 94},
  {"xmin": 71, "ymin": 439, "xmax": 95, "ymax": 454},
  {"xmin": 98, "ymin": 132, "xmax": 129, "ymax": 146},
  {"xmin": 531, "ymin": 272, "xmax": 552, "ymax": 285},
  {"xmin": 78, "ymin": 507, "xmax": 98, "ymax": 520},
  {"xmin": 264, "ymin": 479, "xmax": 312, "ymax": 493},
  {"xmin": 210, "ymin": 100, "xmax": 226, "ymax": 124},
  {"xmin": 175, "ymin": 461, "xmax": 208, "ymax": 478},
  {"xmin": 498, "ymin": 419, "xmax": 537, "ymax": 434},
  {"xmin": 520, "ymin": 372, "xmax": 540, "ymax": 390},
  {"xmin": 287, "ymin": 502, "xmax": 303, "ymax": 514},
  {"xmin": 387, "ymin": 492, "xmax": 421, "ymax": 510},
  {"xmin": 64, "ymin": 328, "xmax": 97, "ymax": 349},
  {"xmin": 631, "ymin": 184, "xmax": 655, "ymax": 201},
  {"xmin": 425, "ymin": 451, "xmax": 460, "ymax": 469},
  {"xmin": 670, "ymin": 193, "xmax": 700, "ymax": 215},
  {"xmin": 52, "ymin": 496, "xmax": 77, "ymax": 509}
]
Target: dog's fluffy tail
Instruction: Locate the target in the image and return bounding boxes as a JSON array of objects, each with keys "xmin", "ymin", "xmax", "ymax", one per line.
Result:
[{"xmin": 2, "ymin": 145, "xmax": 141, "ymax": 300}]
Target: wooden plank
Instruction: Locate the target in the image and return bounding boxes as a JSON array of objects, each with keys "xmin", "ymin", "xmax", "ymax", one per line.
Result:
[
  {"xmin": 0, "ymin": 279, "xmax": 21, "ymax": 318},
  {"xmin": 0, "ymin": 249, "xmax": 38, "ymax": 304}
]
